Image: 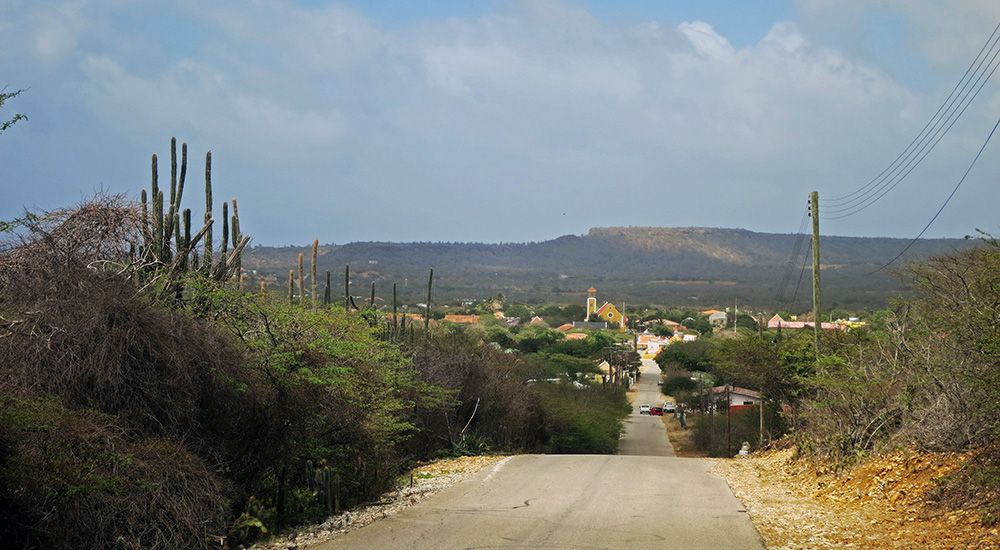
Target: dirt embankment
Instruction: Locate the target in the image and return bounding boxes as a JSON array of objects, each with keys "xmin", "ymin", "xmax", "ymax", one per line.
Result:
[{"xmin": 714, "ymin": 448, "xmax": 1000, "ymax": 549}]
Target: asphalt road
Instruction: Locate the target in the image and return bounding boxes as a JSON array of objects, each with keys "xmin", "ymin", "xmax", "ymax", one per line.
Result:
[
  {"xmin": 618, "ymin": 359, "xmax": 675, "ymax": 457},
  {"xmin": 315, "ymin": 360, "xmax": 762, "ymax": 550}
]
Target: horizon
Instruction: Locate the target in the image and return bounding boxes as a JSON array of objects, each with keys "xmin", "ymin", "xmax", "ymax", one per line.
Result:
[{"xmin": 248, "ymin": 224, "xmax": 978, "ymax": 248}]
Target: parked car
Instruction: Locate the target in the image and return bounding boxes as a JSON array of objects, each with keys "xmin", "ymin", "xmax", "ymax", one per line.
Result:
[
  {"xmin": 663, "ymin": 402, "xmax": 677, "ymax": 413},
  {"xmin": 649, "ymin": 406, "xmax": 664, "ymax": 416},
  {"xmin": 639, "ymin": 404, "xmax": 651, "ymax": 415}
]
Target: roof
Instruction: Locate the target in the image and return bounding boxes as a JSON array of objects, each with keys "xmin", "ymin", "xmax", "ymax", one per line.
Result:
[
  {"xmin": 565, "ymin": 333, "xmax": 588, "ymax": 340},
  {"xmin": 442, "ymin": 314, "xmax": 480, "ymax": 324},
  {"xmin": 711, "ymin": 386, "xmax": 761, "ymax": 399},
  {"xmin": 702, "ymin": 309, "xmax": 723, "ymax": 315},
  {"xmin": 556, "ymin": 323, "xmax": 574, "ymax": 332},
  {"xmin": 767, "ymin": 314, "xmax": 844, "ymax": 331},
  {"xmin": 587, "ymin": 287, "xmax": 597, "ymax": 293},
  {"xmin": 529, "ymin": 316, "xmax": 547, "ymax": 326},
  {"xmin": 708, "ymin": 311, "xmax": 728, "ymax": 320}
]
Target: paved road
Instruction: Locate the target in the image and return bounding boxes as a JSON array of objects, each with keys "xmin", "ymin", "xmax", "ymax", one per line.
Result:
[
  {"xmin": 315, "ymin": 360, "xmax": 762, "ymax": 550},
  {"xmin": 618, "ymin": 359, "xmax": 675, "ymax": 457}
]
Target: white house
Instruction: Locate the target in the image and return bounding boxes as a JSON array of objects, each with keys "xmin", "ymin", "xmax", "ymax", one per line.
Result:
[{"xmin": 711, "ymin": 385, "xmax": 761, "ymax": 407}]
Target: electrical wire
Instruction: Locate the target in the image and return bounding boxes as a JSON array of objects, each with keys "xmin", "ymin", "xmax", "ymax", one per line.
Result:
[
  {"xmin": 823, "ymin": 23, "xmax": 1000, "ymax": 208},
  {"xmin": 824, "ymin": 37, "xmax": 1000, "ymax": 219},
  {"xmin": 788, "ymin": 238, "xmax": 812, "ymax": 312},
  {"xmin": 774, "ymin": 207, "xmax": 810, "ymax": 303},
  {"xmin": 869, "ymin": 114, "xmax": 1000, "ymax": 274}
]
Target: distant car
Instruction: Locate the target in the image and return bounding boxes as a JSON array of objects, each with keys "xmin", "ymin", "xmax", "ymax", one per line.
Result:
[
  {"xmin": 639, "ymin": 404, "xmax": 651, "ymax": 415},
  {"xmin": 656, "ymin": 380, "xmax": 662, "ymax": 385},
  {"xmin": 663, "ymin": 402, "xmax": 677, "ymax": 413},
  {"xmin": 649, "ymin": 406, "xmax": 664, "ymax": 416}
]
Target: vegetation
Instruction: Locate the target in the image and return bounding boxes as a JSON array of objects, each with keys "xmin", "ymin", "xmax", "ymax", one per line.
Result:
[{"xmin": 0, "ymin": 141, "xmax": 634, "ymax": 548}]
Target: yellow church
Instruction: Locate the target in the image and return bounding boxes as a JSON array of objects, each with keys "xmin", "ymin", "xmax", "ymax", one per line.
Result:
[{"xmin": 585, "ymin": 287, "xmax": 627, "ymax": 330}]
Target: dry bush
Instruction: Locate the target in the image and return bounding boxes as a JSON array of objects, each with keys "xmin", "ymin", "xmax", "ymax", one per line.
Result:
[
  {"xmin": 411, "ymin": 326, "xmax": 545, "ymax": 453},
  {"xmin": 0, "ymin": 398, "xmax": 229, "ymax": 549}
]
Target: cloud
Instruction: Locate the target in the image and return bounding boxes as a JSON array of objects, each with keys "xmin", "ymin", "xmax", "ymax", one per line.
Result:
[{"xmin": 2, "ymin": 0, "xmax": 999, "ymax": 244}]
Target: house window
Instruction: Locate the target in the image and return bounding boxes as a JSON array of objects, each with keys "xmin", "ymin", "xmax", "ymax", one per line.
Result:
[{"xmin": 743, "ymin": 401, "xmax": 754, "ymax": 406}]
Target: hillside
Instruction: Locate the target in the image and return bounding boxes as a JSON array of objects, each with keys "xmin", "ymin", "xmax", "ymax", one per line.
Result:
[{"xmin": 243, "ymin": 227, "xmax": 977, "ymax": 309}]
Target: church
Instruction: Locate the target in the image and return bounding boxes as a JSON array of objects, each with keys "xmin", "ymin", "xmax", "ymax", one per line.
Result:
[{"xmin": 584, "ymin": 287, "xmax": 627, "ymax": 330}]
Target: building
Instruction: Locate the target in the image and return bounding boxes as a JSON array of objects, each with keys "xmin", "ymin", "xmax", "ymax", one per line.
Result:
[
  {"xmin": 584, "ymin": 287, "xmax": 627, "ymax": 329},
  {"xmin": 708, "ymin": 311, "xmax": 728, "ymax": 327},
  {"xmin": 767, "ymin": 314, "xmax": 844, "ymax": 331},
  {"xmin": 711, "ymin": 386, "xmax": 761, "ymax": 408}
]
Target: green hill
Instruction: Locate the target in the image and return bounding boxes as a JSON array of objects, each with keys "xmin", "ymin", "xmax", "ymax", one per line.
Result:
[{"xmin": 243, "ymin": 227, "xmax": 977, "ymax": 310}]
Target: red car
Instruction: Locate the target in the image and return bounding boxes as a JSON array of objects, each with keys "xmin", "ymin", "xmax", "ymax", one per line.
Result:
[{"xmin": 649, "ymin": 406, "xmax": 664, "ymax": 416}]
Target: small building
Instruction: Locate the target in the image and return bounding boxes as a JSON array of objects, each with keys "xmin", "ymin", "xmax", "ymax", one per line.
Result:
[
  {"xmin": 767, "ymin": 314, "xmax": 843, "ymax": 331},
  {"xmin": 556, "ymin": 323, "xmax": 574, "ymax": 332},
  {"xmin": 708, "ymin": 311, "xmax": 728, "ymax": 327},
  {"xmin": 711, "ymin": 386, "xmax": 761, "ymax": 408},
  {"xmin": 565, "ymin": 332, "xmax": 588, "ymax": 341},
  {"xmin": 584, "ymin": 287, "xmax": 627, "ymax": 330},
  {"xmin": 529, "ymin": 316, "xmax": 547, "ymax": 326}
]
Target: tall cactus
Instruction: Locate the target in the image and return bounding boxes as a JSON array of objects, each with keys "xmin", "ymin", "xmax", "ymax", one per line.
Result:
[
  {"xmin": 230, "ymin": 199, "xmax": 241, "ymax": 276},
  {"xmin": 203, "ymin": 151, "xmax": 213, "ymax": 272},
  {"xmin": 297, "ymin": 253, "xmax": 305, "ymax": 306},
  {"xmin": 181, "ymin": 209, "xmax": 191, "ymax": 271},
  {"xmin": 324, "ymin": 271, "xmax": 331, "ymax": 305},
  {"xmin": 425, "ymin": 268, "xmax": 434, "ymax": 332},
  {"xmin": 370, "ymin": 282, "xmax": 376, "ymax": 308},
  {"xmin": 288, "ymin": 269, "xmax": 295, "ymax": 303},
  {"xmin": 344, "ymin": 265, "xmax": 350, "ymax": 310},
  {"xmin": 221, "ymin": 201, "xmax": 229, "ymax": 258},
  {"xmin": 311, "ymin": 240, "xmax": 318, "ymax": 308}
]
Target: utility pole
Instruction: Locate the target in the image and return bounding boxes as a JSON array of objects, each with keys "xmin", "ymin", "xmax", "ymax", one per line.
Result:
[
  {"xmin": 726, "ymin": 384, "xmax": 732, "ymax": 456},
  {"xmin": 809, "ymin": 191, "xmax": 821, "ymax": 359},
  {"xmin": 733, "ymin": 296, "xmax": 738, "ymax": 334}
]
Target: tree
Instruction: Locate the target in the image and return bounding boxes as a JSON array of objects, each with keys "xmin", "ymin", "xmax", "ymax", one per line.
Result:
[
  {"xmin": 1, "ymin": 88, "xmax": 26, "ymax": 133},
  {"xmin": 650, "ymin": 323, "xmax": 674, "ymax": 337},
  {"xmin": 655, "ymin": 339, "xmax": 714, "ymax": 371}
]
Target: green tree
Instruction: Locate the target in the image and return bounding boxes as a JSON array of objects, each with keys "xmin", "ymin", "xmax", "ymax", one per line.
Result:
[
  {"xmin": 1, "ymin": 88, "xmax": 26, "ymax": 133},
  {"xmin": 649, "ymin": 323, "xmax": 674, "ymax": 337}
]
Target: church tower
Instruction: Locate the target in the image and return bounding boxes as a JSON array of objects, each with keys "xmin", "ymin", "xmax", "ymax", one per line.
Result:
[{"xmin": 585, "ymin": 287, "xmax": 598, "ymax": 321}]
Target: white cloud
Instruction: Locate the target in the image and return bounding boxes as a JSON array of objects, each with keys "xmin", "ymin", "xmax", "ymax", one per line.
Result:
[{"xmin": 3, "ymin": 0, "xmax": 999, "ymax": 243}]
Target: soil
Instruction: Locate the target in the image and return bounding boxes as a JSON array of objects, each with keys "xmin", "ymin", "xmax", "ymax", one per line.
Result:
[
  {"xmin": 253, "ymin": 455, "xmax": 508, "ymax": 549},
  {"xmin": 661, "ymin": 413, "xmax": 707, "ymax": 457},
  {"xmin": 713, "ymin": 448, "xmax": 1000, "ymax": 549}
]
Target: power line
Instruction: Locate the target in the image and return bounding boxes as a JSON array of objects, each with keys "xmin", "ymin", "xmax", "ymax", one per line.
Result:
[
  {"xmin": 788, "ymin": 238, "xmax": 811, "ymax": 312},
  {"xmin": 825, "ymin": 21, "xmax": 1000, "ymax": 205},
  {"xmin": 870, "ymin": 114, "xmax": 1000, "ymax": 274},
  {"xmin": 825, "ymin": 34, "xmax": 1000, "ymax": 219},
  {"xmin": 774, "ymin": 207, "xmax": 810, "ymax": 303}
]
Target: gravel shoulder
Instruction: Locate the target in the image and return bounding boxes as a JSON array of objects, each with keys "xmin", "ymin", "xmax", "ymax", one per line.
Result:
[
  {"xmin": 713, "ymin": 448, "xmax": 1000, "ymax": 549},
  {"xmin": 252, "ymin": 455, "xmax": 508, "ymax": 550}
]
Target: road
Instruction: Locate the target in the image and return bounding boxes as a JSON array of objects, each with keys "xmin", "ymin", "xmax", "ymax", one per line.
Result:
[
  {"xmin": 618, "ymin": 359, "xmax": 675, "ymax": 457},
  {"xmin": 315, "ymin": 360, "xmax": 762, "ymax": 550}
]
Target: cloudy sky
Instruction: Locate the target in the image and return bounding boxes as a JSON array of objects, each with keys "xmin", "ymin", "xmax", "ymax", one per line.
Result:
[{"xmin": 2, "ymin": 0, "xmax": 999, "ymax": 245}]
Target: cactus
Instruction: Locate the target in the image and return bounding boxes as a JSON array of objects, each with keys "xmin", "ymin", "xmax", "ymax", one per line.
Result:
[
  {"xmin": 425, "ymin": 268, "xmax": 434, "ymax": 332},
  {"xmin": 221, "ymin": 201, "xmax": 229, "ymax": 258},
  {"xmin": 324, "ymin": 271, "xmax": 331, "ymax": 305},
  {"xmin": 230, "ymin": 199, "xmax": 241, "ymax": 276},
  {"xmin": 311, "ymin": 240, "xmax": 318, "ymax": 308},
  {"xmin": 344, "ymin": 265, "xmax": 350, "ymax": 310},
  {"xmin": 140, "ymin": 189, "xmax": 150, "ymax": 247},
  {"xmin": 392, "ymin": 283, "xmax": 398, "ymax": 337},
  {"xmin": 203, "ymin": 151, "xmax": 213, "ymax": 272},
  {"xmin": 297, "ymin": 253, "xmax": 304, "ymax": 306},
  {"xmin": 181, "ymin": 209, "xmax": 191, "ymax": 271},
  {"xmin": 288, "ymin": 269, "xmax": 294, "ymax": 303}
]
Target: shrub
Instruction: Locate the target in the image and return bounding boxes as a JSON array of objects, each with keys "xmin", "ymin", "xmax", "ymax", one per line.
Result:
[{"xmin": 0, "ymin": 398, "xmax": 229, "ymax": 549}]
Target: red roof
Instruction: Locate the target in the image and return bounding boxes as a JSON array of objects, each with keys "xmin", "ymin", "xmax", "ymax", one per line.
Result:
[{"xmin": 587, "ymin": 287, "xmax": 597, "ymax": 293}]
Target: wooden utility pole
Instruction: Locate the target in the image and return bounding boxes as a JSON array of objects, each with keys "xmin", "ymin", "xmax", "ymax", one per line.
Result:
[
  {"xmin": 726, "ymin": 384, "xmax": 732, "ymax": 456},
  {"xmin": 759, "ymin": 394, "xmax": 765, "ymax": 449},
  {"xmin": 810, "ymin": 191, "xmax": 821, "ymax": 359}
]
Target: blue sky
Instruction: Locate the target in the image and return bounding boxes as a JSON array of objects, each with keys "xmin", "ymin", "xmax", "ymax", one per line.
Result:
[{"xmin": 2, "ymin": 0, "xmax": 999, "ymax": 245}]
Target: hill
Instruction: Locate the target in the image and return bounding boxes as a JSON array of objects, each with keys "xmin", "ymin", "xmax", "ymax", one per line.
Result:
[{"xmin": 243, "ymin": 227, "xmax": 977, "ymax": 310}]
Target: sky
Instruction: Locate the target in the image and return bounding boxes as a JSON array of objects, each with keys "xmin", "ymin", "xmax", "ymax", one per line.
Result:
[{"xmin": 2, "ymin": 0, "xmax": 1000, "ymax": 245}]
